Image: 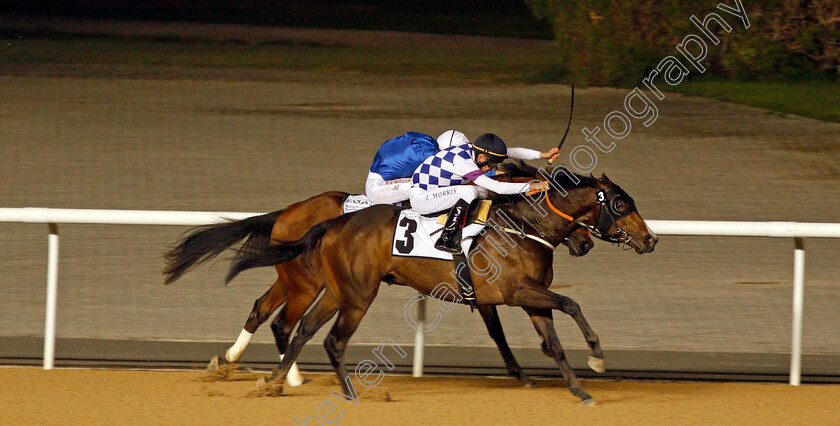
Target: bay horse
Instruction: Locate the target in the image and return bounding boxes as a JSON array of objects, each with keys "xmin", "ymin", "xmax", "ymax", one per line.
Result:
[
  {"xmin": 163, "ymin": 163, "xmax": 595, "ymax": 386},
  {"xmin": 226, "ymin": 171, "xmax": 657, "ymax": 405}
]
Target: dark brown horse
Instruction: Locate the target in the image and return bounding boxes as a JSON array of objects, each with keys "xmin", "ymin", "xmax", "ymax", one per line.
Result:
[
  {"xmin": 227, "ymin": 171, "xmax": 657, "ymax": 405},
  {"xmin": 164, "ymin": 167, "xmax": 595, "ymax": 384}
]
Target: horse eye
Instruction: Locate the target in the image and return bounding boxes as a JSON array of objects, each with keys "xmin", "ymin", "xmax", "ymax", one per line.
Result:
[{"xmin": 615, "ymin": 200, "xmax": 626, "ymax": 211}]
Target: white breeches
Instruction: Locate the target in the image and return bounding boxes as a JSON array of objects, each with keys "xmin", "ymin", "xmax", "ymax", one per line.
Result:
[
  {"xmin": 365, "ymin": 172, "xmax": 413, "ymax": 204},
  {"xmin": 409, "ymin": 185, "xmax": 480, "ymax": 215}
]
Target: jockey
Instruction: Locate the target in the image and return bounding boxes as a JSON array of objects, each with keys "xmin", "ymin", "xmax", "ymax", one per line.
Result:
[
  {"xmin": 410, "ymin": 133, "xmax": 561, "ymax": 253},
  {"xmin": 365, "ymin": 130, "xmax": 469, "ymax": 204}
]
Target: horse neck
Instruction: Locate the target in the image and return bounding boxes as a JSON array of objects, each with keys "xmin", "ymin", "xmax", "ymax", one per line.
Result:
[{"xmin": 493, "ymin": 185, "xmax": 597, "ymax": 248}]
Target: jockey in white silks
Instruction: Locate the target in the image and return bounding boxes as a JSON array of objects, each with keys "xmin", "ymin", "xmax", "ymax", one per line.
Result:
[
  {"xmin": 365, "ymin": 130, "xmax": 469, "ymax": 204},
  {"xmin": 410, "ymin": 133, "xmax": 561, "ymax": 253}
]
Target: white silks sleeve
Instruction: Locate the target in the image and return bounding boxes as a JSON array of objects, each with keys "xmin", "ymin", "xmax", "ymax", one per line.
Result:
[
  {"xmin": 365, "ymin": 172, "xmax": 412, "ymax": 204},
  {"xmin": 507, "ymin": 147, "xmax": 542, "ymax": 161},
  {"xmin": 471, "ymin": 174, "xmax": 531, "ymax": 195}
]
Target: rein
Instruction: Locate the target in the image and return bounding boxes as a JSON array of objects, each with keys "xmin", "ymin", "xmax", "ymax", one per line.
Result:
[
  {"xmin": 534, "ymin": 179, "xmax": 637, "ymax": 248},
  {"xmin": 488, "ymin": 224, "xmax": 556, "ymax": 250},
  {"xmin": 499, "ymin": 173, "xmax": 557, "ymax": 250},
  {"xmin": 493, "ymin": 170, "xmax": 635, "ymax": 250}
]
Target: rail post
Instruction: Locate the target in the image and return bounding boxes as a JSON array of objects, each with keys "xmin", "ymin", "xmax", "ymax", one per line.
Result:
[
  {"xmin": 44, "ymin": 223, "xmax": 59, "ymax": 370},
  {"xmin": 790, "ymin": 237, "xmax": 805, "ymax": 386},
  {"xmin": 412, "ymin": 294, "xmax": 426, "ymax": 377}
]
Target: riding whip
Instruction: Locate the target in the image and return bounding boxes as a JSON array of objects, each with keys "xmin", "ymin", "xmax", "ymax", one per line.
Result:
[{"xmin": 548, "ymin": 83, "xmax": 574, "ymax": 164}]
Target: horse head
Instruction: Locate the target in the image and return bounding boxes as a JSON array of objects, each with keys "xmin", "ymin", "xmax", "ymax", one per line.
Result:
[
  {"xmin": 563, "ymin": 227, "xmax": 594, "ymax": 257},
  {"xmin": 588, "ymin": 173, "xmax": 657, "ymax": 254}
]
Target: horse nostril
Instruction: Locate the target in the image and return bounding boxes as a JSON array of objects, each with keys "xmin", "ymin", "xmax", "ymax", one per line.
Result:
[{"xmin": 645, "ymin": 235, "xmax": 656, "ymax": 247}]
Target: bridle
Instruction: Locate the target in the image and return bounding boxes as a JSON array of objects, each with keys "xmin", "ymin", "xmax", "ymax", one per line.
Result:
[{"xmin": 538, "ymin": 180, "xmax": 638, "ymax": 249}]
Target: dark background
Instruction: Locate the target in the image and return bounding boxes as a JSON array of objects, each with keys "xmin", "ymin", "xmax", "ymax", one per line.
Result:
[{"xmin": 0, "ymin": 0, "xmax": 553, "ymax": 39}]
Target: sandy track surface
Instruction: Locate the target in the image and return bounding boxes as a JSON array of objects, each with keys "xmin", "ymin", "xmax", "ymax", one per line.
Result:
[{"xmin": 1, "ymin": 367, "xmax": 838, "ymax": 425}]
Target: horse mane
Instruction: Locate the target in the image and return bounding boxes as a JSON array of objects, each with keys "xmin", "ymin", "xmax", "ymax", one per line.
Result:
[
  {"xmin": 497, "ymin": 159, "xmax": 540, "ymax": 178},
  {"xmin": 494, "ymin": 159, "xmax": 596, "ymax": 194},
  {"xmin": 483, "ymin": 161, "xmax": 597, "ymax": 243}
]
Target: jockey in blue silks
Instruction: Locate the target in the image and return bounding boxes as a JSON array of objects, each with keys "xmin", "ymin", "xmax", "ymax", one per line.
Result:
[{"xmin": 365, "ymin": 130, "xmax": 468, "ymax": 204}]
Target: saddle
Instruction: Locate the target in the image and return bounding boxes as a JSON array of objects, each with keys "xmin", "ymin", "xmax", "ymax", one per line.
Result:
[{"xmin": 432, "ymin": 199, "xmax": 493, "ymax": 230}]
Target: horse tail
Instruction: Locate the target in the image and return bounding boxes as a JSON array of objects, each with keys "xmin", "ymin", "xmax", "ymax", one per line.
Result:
[
  {"xmin": 163, "ymin": 210, "xmax": 283, "ymax": 284},
  {"xmin": 224, "ymin": 217, "xmax": 335, "ymax": 285}
]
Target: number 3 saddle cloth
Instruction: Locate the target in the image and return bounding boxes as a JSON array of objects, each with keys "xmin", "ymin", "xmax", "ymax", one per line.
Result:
[{"xmin": 391, "ymin": 200, "xmax": 492, "ymax": 260}]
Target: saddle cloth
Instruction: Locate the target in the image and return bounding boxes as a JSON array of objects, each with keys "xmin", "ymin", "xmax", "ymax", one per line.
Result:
[
  {"xmin": 391, "ymin": 201, "xmax": 492, "ymax": 260},
  {"xmin": 342, "ymin": 195, "xmax": 374, "ymax": 213}
]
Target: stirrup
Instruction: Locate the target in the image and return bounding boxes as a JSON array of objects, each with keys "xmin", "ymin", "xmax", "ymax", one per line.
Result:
[
  {"xmin": 434, "ymin": 237, "xmax": 462, "ymax": 254},
  {"xmin": 434, "ymin": 225, "xmax": 463, "ymax": 253}
]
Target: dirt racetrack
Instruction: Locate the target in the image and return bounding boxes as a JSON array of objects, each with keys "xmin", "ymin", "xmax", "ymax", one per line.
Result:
[{"xmin": 1, "ymin": 367, "xmax": 838, "ymax": 425}]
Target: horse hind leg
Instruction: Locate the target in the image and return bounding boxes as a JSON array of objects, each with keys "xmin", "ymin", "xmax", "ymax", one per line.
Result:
[
  {"xmin": 209, "ymin": 279, "xmax": 287, "ymax": 372},
  {"xmin": 524, "ymin": 307, "xmax": 596, "ymax": 406},
  {"xmin": 269, "ymin": 305, "xmax": 291, "ymax": 355},
  {"xmin": 269, "ymin": 287, "xmax": 321, "ymax": 386},
  {"xmin": 262, "ymin": 287, "xmax": 339, "ymax": 386},
  {"xmin": 323, "ymin": 307, "xmax": 371, "ymax": 399},
  {"xmin": 270, "ymin": 284, "xmax": 321, "ymax": 356}
]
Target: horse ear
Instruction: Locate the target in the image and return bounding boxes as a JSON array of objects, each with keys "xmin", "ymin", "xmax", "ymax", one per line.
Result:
[
  {"xmin": 600, "ymin": 173, "xmax": 613, "ymax": 184},
  {"xmin": 590, "ymin": 173, "xmax": 607, "ymax": 188}
]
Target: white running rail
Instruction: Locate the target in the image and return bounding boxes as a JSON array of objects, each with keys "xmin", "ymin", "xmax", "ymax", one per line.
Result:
[{"xmin": 2, "ymin": 207, "xmax": 840, "ymax": 385}]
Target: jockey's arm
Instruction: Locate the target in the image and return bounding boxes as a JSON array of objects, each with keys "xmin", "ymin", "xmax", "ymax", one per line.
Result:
[
  {"xmin": 508, "ymin": 147, "xmax": 562, "ymax": 161},
  {"xmin": 453, "ymin": 157, "xmax": 541, "ymax": 196},
  {"xmin": 507, "ymin": 147, "xmax": 541, "ymax": 161},
  {"xmin": 465, "ymin": 170, "xmax": 530, "ymax": 195}
]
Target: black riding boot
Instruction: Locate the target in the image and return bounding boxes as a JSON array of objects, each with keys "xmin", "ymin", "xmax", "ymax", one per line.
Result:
[{"xmin": 435, "ymin": 199, "xmax": 470, "ymax": 254}]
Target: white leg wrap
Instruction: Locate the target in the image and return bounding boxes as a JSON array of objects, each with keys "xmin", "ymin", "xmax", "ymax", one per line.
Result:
[
  {"xmin": 224, "ymin": 329, "xmax": 253, "ymax": 363},
  {"xmin": 281, "ymin": 354, "xmax": 304, "ymax": 387}
]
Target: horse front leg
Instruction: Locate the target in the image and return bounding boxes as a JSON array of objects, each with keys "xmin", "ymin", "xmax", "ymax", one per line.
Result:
[
  {"xmin": 523, "ymin": 307, "xmax": 596, "ymax": 406},
  {"xmin": 477, "ymin": 305, "xmax": 535, "ymax": 387},
  {"xmin": 513, "ymin": 286, "xmax": 605, "ymax": 373}
]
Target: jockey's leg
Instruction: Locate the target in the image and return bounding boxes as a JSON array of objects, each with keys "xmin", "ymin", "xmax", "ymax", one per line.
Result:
[
  {"xmin": 435, "ymin": 198, "xmax": 470, "ymax": 253},
  {"xmin": 365, "ymin": 172, "xmax": 412, "ymax": 205},
  {"xmin": 409, "ymin": 185, "xmax": 479, "ymax": 253},
  {"xmin": 409, "ymin": 185, "xmax": 478, "ymax": 215}
]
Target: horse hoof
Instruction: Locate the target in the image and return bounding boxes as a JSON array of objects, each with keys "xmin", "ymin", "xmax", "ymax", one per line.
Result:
[
  {"xmin": 247, "ymin": 376, "xmax": 285, "ymax": 397},
  {"xmin": 207, "ymin": 356, "xmax": 220, "ymax": 372},
  {"xmin": 581, "ymin": 398, "xmax": 598, "ymax": 407},
  {"xmin": 523, "ymin": 381, "xmax": 536, "ymax": 389},
  {"xmin": 588, "ymin": 356, "xmax": 606, "ymax": 373}
]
